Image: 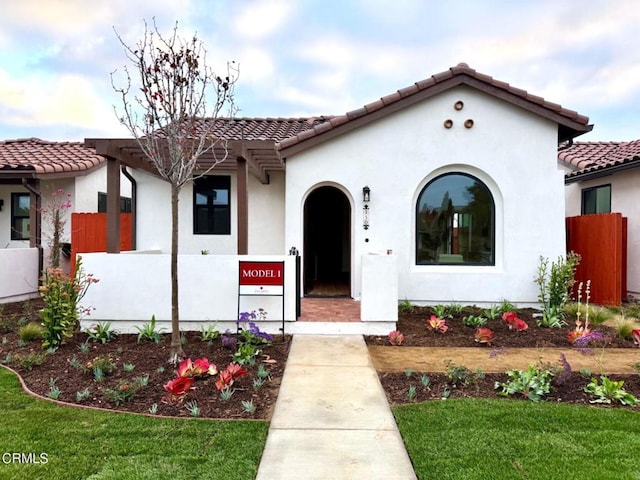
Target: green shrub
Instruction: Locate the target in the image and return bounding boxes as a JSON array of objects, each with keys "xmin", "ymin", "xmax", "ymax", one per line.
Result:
[
  {"xmin": 86, "ymin": 322, "xmax": 118, "ymax": 344},
  {"xmin": 585, "ymin": 376, "xmax": 639, "ymax": 406},
  {"xmin": 495, "ymin": 364, "xmax": 554, "ymax": 401},
  {"xmin": 136, "ymin": 315, "xmax": 166, "ymax": 344},
  {"xmin": 13, "ymin": 351, "xmax": 47, "ymax": 370},
  {"xmin": 18, "ymin": 322, "xmax": 44, "ymax": 342},
  {"xmin": 534, "ymin": 253, "xmax": 580, "ymax": 328},
  {"xmin": 613, "ymin": 317, "xmax": 637, "ymax": 340},
  {"xmin": 39, "ymin": 257, "xmax": 98, "ymax": 349}
]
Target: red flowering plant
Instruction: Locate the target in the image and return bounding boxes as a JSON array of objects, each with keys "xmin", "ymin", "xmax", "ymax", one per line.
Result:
[
  {"xmin": 474, "ymin": 327, "xmax": 494, "ymax": 345},
  {"xmin": 177, "ymin": 357, "xmax": 218, "ymax": 378},
  {"xmin": 163, "ymin": 376, "xmax": 195, "ymax": 399},
  {"xmin": 388, "ymin": 330, "xmax": 404, "ymax": 346},
  {"xmin": 502, "ymin": 312, "xmax": 528, "ymax": 331},
  {"xmin": 632, "ymin": 329, "xmax": 640, "ymax": 347},
  {"xmin": 215, "ymin": 363, "xmax": 249, "ymax": 391},
  {"xmin": 427, "ymin": 315, "xmax": 448, "ymax": 334}
]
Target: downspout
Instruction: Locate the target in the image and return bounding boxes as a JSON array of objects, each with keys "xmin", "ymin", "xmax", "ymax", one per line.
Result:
[
  {"xmin": 121, "ymin": 166, "xmax": 137, "ymax": 250},
  {"xmin": 21, "ymin": 178, "xmax": 43, "ymax": 276}
]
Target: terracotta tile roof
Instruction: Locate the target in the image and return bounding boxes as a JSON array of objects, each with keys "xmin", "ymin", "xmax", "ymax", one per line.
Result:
[
  {"xmin": 0, "ymin": 137, "xmax": 105, "ymax": 176},
  {"xmin": 559, "ymin": 140, "xmax": 640, "ymax": 182},
  {"xmin": 277, "ymin": 63, "xmax": 592, "ymax": 156},
  {"xmin": 214, "ymin": 116, "xmax": 332, "ymax": 141}
]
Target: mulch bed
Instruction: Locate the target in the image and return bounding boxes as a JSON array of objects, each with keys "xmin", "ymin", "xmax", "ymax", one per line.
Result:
[
  {"xmin": 366, "ymin": 306, "xmax": 640, "ymax": 408},
  {"xmin": 1, "ymin": 299, "xmax": 290, "ymax": 420}
]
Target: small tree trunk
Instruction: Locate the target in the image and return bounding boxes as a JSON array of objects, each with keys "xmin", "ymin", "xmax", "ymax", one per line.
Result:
[{"xmin": 169, "ymin": 183, "xmax": 185, "ymax": 364}]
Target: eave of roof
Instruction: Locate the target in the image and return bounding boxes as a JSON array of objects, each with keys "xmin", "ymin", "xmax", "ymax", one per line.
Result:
[
  {"xmin": 277, "ymin": 63, "xmax": 592, "ymax": 158},
  {"xmin": 559, "ymin": 140, "xmax": 640, "ymax": 184},
  {"xmin": 0, "ymin": 137, "xmax": 105, "ymax": 180}
]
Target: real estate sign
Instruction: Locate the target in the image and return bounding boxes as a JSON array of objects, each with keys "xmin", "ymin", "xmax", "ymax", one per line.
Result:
[{"xmin": 238, "ymin": 261, "xmax": 284, "ymax": 295}]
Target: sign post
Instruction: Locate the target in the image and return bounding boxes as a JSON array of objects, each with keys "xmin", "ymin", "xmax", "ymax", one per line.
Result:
[{"xmin": 238, "ymin": 261, "xmax": 285, "ymax": 336}]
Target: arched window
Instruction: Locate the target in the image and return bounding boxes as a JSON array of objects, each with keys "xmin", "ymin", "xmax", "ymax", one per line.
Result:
[{"xmin": 416, "ymin": 173, "xmax": 494, "ymax": 265}]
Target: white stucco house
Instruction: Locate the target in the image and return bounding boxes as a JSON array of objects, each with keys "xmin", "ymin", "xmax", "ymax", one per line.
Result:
[
  {"xmin": 80, "ymin": 63, "xmax": 592, "ymax": 332},
  {"xmin": 560, "ymin": 140, "xmax": 640, "ymax": 301},
  {"xmin": 0, "ymin": 138, "xmax": 131, "ymax": 303}
]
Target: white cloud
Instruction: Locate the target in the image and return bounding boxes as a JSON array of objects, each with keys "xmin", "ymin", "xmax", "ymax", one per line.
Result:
[
  {"xmin": 0, "ymin": 69, "xmax": 122, "ymax": 136},
  {"xmin": 233, "ymin": 0, "xmax": 294, "ymax": 39}
]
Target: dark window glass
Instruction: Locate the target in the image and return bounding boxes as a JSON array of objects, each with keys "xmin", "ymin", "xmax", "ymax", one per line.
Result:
[
  {"xmin": 11, "ymin": 193, "xmax": 30, "ymax": 240},
  {"xmin": 416, "ymin": 173, "xmax": 495, "ymax": 265},
  {"xmin": 581, "ymin": 185, "xmax": 611, "ymax": 214},
  {"xmin": 98, "ymin": 192, "xmax": 132, "ymax": 213},
  {"xmin": 193, "ymin": 176, "xmax": 231, "ymax": 235}
]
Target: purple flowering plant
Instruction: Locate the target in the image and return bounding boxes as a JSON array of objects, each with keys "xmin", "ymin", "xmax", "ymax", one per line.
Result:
[{"xmin": 237, "ymin": 309, "xmax": 273, "ymax": 345}]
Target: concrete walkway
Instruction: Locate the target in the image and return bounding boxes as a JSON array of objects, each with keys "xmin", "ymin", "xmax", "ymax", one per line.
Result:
[{"xmin": 255, "ymin": 335, "xmax": 417, "ymax": 480}]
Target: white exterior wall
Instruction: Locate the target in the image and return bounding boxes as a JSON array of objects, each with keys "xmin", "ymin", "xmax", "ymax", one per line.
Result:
[
  {"xmin": 248, "ymin": 171, "xmax": 286, "ymax": 254},
  {"xmin": 565, "ymin": 169, "xmax": 640, "ymax": 298},
  {"xmin": 133, "ymin": 169, "xmax": 284, "ymax": 254},
  {"xmin": 285, "ymin": 86, "xmax": 566, "ymax": 306}
]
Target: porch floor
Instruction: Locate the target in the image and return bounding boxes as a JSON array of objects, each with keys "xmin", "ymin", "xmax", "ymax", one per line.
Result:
[{"xmin": 299, "ymin": 297, "xmax": 360, "ymax": 322}]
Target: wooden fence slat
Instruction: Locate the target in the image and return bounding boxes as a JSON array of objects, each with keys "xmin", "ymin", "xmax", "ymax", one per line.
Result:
[
  {"xmin": 566, "ymin": 213, "xmax": 625, "ymax": 306},
  {"xmin": 70, "ymin": 213, "xmax": 132, "ymax": 274}
]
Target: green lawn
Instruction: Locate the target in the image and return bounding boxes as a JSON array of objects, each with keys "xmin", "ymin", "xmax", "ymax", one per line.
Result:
[
  {"xmin": 0, "ymin": 368, "xmax": 268, "ymax": 480},
  {"xmin": 394, "ymin": 398, "xmax": 640, "ymax": 480}
]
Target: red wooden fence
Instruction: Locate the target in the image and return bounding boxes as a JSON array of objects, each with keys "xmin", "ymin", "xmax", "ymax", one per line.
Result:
[
  {"xmin": 566, "ymin": 213, "xmax": 627, "ymax": 306},
  {"xmin": 70, "ymin": 213, "xmax": 132, "ymax": 274}
]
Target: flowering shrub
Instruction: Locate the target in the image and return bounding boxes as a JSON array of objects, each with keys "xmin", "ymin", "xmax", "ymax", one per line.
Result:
[
  {"xmin": 427, "ymin": 315, "xmax": 448, "ymax": 333},
  {"xmin": 388, "ymin": 330, "xmax": 404, "ymax": 346},
  {"xmin": 474, "ymin": 327, "xmax": 494, "ymax": 344},
  {"xmin": 502, "ymin": 312, "xmax": 528, "ymax": 331},
  {"xmin": 39, "ymin": 257, "xmax": 99, "ymax": 349},
  {"xmin": 41, "ymin": 188, "xmax": 72, "ymax": 268}
]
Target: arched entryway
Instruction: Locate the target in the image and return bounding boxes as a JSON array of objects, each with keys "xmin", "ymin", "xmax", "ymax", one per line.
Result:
[{"xmin": 303, "ymin": 186, "xmax": 351, "ymax": 297}]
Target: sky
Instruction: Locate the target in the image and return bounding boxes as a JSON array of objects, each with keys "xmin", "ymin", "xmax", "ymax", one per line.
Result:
[{"xmin": 1, "ymin": 0, "xmax": 639, "ymax": 143}]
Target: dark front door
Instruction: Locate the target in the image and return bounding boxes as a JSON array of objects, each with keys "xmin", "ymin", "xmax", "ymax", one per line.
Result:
[{"xmin": 303, "ymin": 186, "xmax": 351, "ymax": 296}]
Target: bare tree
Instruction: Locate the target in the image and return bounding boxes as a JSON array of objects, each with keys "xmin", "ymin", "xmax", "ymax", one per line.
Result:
[{"xmin": 112, "ymin": 19, "xmax": 238, "ymax": 363}]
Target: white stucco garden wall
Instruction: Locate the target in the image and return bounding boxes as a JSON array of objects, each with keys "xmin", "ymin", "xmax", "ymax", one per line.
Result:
[
  {"xmin": 80, "ymin": 252, "xmax": 296, "ymax": 334},
  {"xmin": 565, "ymin": 169, "xmax": 640, "ymax": 298},
  {"xmin": 0, "ymin": 248, "xmax": 39, "ymax": 303},
  {"xmin": 284, "ymin": 86, "xmax": 566, "ymax": 306}
]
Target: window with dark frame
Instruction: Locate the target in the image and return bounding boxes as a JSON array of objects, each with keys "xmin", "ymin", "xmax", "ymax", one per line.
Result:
[
  {"xmin": 581, "ymin": 184, "xmax": 611, "ymax": 215},
  {"xmin": 11, "ymin": 192, "xmax": 30, "ymax": 240},
  {"xmin": 193, "ymin": 176, "xmax": 231, "ymax": 235},
  {"xmin": 416, "ymin": 173, "xmax": 495, "ymax": 266},
  {"xmin": 97, "ymin": 192, "xmax": 132, "ymax": 213}
]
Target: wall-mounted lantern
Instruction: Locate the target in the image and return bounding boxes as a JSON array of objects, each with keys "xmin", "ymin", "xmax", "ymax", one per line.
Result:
[{"xmin": 362, "ymin": 186, "xmax": 371, "ymax": 203}]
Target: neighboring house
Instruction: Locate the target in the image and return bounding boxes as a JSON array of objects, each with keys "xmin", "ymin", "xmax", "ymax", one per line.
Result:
[
  {"xmin": 0, "ymin": 138, "xmax": 131, "ymax": 303},
  {"xmin": 560, "ymin": 140, "xmax": 640, "ymax": 300},
  {"xmin": 81, "ymin": 63, "xmax": 592, "ymax": 332}
]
